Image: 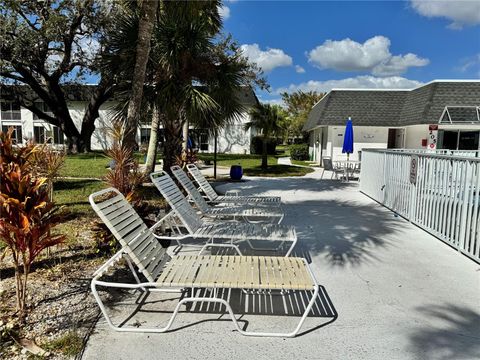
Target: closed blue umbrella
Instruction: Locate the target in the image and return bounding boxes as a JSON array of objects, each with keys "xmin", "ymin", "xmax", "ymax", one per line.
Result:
[{"xmin": 342, "ymin": 117, "xmax": 354, "ymax": 160}]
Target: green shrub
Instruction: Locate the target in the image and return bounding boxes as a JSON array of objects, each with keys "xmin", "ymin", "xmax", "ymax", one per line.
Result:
[
  {"xmin": 250, "ymin": 136, "xmax": 277, "ymax": 155},
  {"xmin": 289, "ymin": 143, "xmax": 309, "ymax": 161}
]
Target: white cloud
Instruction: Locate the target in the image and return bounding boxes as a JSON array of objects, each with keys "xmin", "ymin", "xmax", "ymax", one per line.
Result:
[
  {"xmin": 372, "ymin": 53, "xmax": 430, "ymax": 76},
  {"xmin": 307, "ymin": 36, "xmax": 429, "ymax": 76},
  {"xmin": 240, "ymin": 43, "xmax": 293, "ymax": 72},
  {"xmin": 457, "ymin": 53, "xmax": 480, "ymax": 76},
  {"xmin": 276, "ymin": 76, "xmax": 423, "ymax": 94},
  {"xmin": 411, "ymin": 0, "xmax": 480, "ymax": 29},
  {"xmin": 218, "ymin": 5, "xmax": 230, "ymax": 19},
  {"xmin": 295, "ymin": 65, "xmax": 306, "ymax": 73}
]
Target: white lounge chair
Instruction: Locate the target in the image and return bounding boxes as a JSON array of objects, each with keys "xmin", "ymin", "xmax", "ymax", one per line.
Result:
[
  {"xmin": 186, "ymin": 163, "xmax": 281, "ymax": 205},
  {"xmin": 89, "ymin": 189, "xmax": 320, "ymax": 337},
  {"xmin": 150, "ymin": 171, "xmax": 297, "ymax": 256},
  {"xmin": 169, "ymin": 165, "xmax": 285, "ymax": 224}
]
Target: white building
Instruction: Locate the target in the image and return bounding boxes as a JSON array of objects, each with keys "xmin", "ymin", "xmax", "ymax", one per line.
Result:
[
  {"xmin": 304, "ymin": 80, "xmax": 480, "ymax": 164},
  {"xmin": 0, "ymin": 86, "xmax": 259, "ymax": 154}
]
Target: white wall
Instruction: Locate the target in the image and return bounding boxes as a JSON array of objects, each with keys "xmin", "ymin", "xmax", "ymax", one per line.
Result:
[
  {"xmin": 2, "ymin": 100, "xmax": 254, "ymax": 153},
  {"xmin": 208, "ymin": 112, "xmax": 253, "ymax": 154},
  {"xmin": 328, "ymin": 125, "xmax": 388, "ymax": 161},
  {"xmin": 404, "ymin": 125, "xmax": 428, "ymax": 149}
]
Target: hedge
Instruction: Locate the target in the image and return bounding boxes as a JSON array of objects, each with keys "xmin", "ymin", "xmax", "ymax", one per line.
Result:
[{"xmin": 289, "ymin": 143, "xmax": 309, "ymax": 161}]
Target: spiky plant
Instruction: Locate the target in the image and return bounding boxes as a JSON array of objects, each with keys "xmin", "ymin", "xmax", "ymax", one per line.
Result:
[{"xmin": 0, "ymin": 128, "xmax": 65, "ymax": 319}]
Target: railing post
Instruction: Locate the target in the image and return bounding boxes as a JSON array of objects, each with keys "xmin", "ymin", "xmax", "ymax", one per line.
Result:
[
  {"xmin": 458, "ymin": 160, "xmax": 472, "ymax": 253},
  {"xmin": 408, "ymin": 153, "xmax": 417, "ymax": 220}
]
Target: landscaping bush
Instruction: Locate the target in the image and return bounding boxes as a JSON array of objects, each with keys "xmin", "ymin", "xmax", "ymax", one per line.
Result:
[
  {"xmin": 250, "ymin": 136, "xmax": 277, "ymax": 155},
  {"xmin": 289, "ymin": 143, "xmax": 309, "ymax": 161}
]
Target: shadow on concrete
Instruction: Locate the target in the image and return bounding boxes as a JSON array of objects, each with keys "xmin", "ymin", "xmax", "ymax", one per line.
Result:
[
  {"xmin": 287, "ymin": 198, "xmax": 402, "ymax": 267},
  {"xmin": 215, "ymin": 177, "xmax": 357, "ymax": 196},
  {"xmin": 102, "ymin": 281, "xmax": 337, "ymax": 336},
  {"xmin": 409, "ymin": 304, "xmax": 480, "ymax": 360}
]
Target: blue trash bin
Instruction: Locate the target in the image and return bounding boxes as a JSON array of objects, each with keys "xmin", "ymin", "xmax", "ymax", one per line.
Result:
[{"xmin": 230, "ymin": 165, "xmax": 243, "ymax": 181}]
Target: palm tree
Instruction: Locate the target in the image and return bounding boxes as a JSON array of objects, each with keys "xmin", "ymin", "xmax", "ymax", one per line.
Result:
[
  {"xmin": 245, "ymin": 103, "xmax": 283, "ymax": 170},
  {"xmin": 123, "ymin": 0, "xmax": 159, "ymax": 149},
  {"xmin": 102, "ymin": 1, "xmax": 265, "ymax": 174}
]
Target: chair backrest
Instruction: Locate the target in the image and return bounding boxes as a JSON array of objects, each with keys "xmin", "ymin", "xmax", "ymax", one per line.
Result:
[
  {"xmin": 322, "ymin": 157, "xmax": 333, "ymax": 170},
  {"xmin": 171, "ymin": 165, "xmax": 210, "ymax": 213},
  {"xmin": 186, "ymin": 164, "xmax": 219, "ymax": 202},
  {"xmin": 89, "ymin": 188, "xmax": 167, "ymax": 282},
  {"xmin": 150, "ymin": 170, "xmax": 204, "ymax": 234}
]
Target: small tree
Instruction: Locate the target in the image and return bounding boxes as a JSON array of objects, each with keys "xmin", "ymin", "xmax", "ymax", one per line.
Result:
[
  {"xmin": 245, "ymin": 103, "xmax": 283, "ymax": 170},
  {"xmin": 0, "ymin": 129, "xmax": 65, "ymax": 319}
]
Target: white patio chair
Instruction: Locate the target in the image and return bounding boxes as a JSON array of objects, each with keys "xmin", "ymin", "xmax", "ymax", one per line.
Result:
[
  {"xmin": 186, "ymin": 163, "xmax": 281, "ymax": 205},
  {"xmin": 89, "ymin": 189, "xmax": 320, "ymax": 337},
  {"xmin": 169, "ymin": 165, "xmax": 285, "ymax": 224},
  {"xmin": 321, "ymin": 157, "xmax": 345, "ymax": 180},
  {"xmin": 150, "ymin": 171, "xmax": 297, "ymax": 256}
]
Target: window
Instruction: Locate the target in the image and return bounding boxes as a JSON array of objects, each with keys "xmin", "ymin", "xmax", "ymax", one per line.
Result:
[
  {"xmin": 34, "ymin": 126, "xmax": 46, "ymax": 143},
  {"xmin": 33, "ymin": 102, "xmax": 53, "ymax": 120},
  {"xmin": 1, "ymin": 125, "xmax": 23, "ymax": 144},
  {"xmin": 439, "ymin": 106, "xmax": 480, "ymax": 124},
  {"xmin": 34, "ymin": 125, "xmax": 64, "ymax": 144},
  {"xmin": 189, "ymin": 129, "xmax": 209, "ymax": 151},
  {"xmin": 53, "ymin": 126, "xmax": 64, "ymax": 145},
  {"xmin": 1, "ymin": 102, "xmax": 21, "ymax": 120},
  {"xmin": 140, "ymin": 128, "xmax": 151, "ymax": 145}
]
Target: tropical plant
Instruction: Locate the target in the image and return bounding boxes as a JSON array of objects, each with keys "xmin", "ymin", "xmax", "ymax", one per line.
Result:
[
  {"xmin": 0, "ymin": 128, "xmax": 65, "ymax": 318},
  {"xmin": 103, "ymin": 1, "xmax": 265, "ymax": 175},
  {"xmin": 104, "ymin": 123, "xmax": 146, "ymax": 202},
  {"xmin": 30, "ymin": 144, "xmax": 66, "ymax": 201},
  {"xmin": 245, "ymin": 103, "xmax": 283, "ymax": 169}
]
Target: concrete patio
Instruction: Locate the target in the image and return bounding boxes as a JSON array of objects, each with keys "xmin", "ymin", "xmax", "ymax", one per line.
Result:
[{"xmin": 82, "ymin": 168, "xmax": 480, "ymax": 360}]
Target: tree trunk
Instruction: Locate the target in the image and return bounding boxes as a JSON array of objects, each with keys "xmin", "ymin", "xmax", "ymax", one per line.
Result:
[
  {"xmin": 145, "ymin": 101, "xmax": 161, "ymax": 174},
  {"xmin": 213, "ymin": 129, "xmax": 218, "ymax": 179},
  {"xmin": 261, "ymin": 137, "xmax": 268, "ymax": 169},
  {"xmin": 123, "ymin": 0, "xmax": 158, "ymax": 149},
  {"xmin": 162, "ymin": 120, "xmax": 183, "ymax": 174},
  {"xmin": 182, "ymin": 120, "xmax": 189, "ymax": 159}
]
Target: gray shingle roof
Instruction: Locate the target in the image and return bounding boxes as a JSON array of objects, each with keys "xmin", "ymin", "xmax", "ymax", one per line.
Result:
[{"xmin": 304, "ymin": 81, "xmax": 480, "ymax": 131}]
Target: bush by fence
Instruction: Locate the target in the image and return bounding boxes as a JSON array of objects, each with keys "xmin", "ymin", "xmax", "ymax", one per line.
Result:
[{"xmin": 289, "ymin": 143, "xmax": 309, "ymax": 160}]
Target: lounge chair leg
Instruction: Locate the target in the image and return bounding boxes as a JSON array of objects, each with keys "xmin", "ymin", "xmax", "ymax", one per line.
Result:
[{"xmin": 91, "ymin": 279, "xmax": 184, "ymax": 333}]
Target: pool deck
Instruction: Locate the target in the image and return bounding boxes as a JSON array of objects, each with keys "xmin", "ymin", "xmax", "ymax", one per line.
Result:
[{"xmin": 82, "ymin": 168, "xmax": 480, "ymax": 360}]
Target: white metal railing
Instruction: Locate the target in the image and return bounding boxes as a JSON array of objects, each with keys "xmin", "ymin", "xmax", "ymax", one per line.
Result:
[
  {"xmin": 360, "ymin": 149, "xmax": 480, "ymax": 263},
  {"xmin": 387, "ymin": 148, "xmax": 479, "ymax": 157}
]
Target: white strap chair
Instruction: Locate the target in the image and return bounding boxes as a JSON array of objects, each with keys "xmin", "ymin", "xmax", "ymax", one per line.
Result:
[
  {"xmin": 170, "ymin": 165, "xmax": 284, "ymax": 224},
  {"xmin": 89, "ymin": 189, "xmax": 320, "ymax": 337},
  {"xmin": 150, "ymin": 171, "xmax": 297, "ymax": 256},
  {"xmin": 186, "ymin": 163, "xmax": 281, "ymax": 205}
]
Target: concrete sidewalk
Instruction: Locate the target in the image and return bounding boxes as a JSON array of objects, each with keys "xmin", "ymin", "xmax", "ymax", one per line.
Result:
[{"xmin": 83, "ymin": 168, "xmax": 480, "ymax": 360}]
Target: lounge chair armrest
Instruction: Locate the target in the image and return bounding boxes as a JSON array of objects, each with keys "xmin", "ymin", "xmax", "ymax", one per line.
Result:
[
  {"xmin": 225, "ymin": 189, "xmax": 241, "ymax": 196},
  {"xmin": 149, "ymin": 211, "xmax": 176, "ymax": 232}
]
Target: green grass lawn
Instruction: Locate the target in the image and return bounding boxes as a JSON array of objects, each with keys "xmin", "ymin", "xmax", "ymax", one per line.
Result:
[
  {"xmin": 60, "ymin": 153, "xmax": 110, "ymax": 179},
  {"xmin": 197, "ymin": 152, "xmax": 313, "ymax": 177},
  {"xmin": 243, "ymin": 165, "xmax": 313, "ymax": 177},
  {"xmin": 54, "ymin": 179, "xmax": 107, "ymax": 216}
]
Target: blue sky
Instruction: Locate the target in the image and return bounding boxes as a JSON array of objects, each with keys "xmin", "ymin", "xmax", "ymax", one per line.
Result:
[{"xmin": 220, "ymin": 0, "xmax": 480, "ymax": 105}]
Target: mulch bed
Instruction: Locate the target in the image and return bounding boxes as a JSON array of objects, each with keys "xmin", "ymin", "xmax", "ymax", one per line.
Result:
[{"xmin": 0, "ymin": 220, "xmax": 107, "ymax": 359}]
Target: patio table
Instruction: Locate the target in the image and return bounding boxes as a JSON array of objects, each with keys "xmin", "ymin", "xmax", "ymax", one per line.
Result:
[{"xmin": 334, "ymin": 160, "xmax": 361, "ymax": 181}]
